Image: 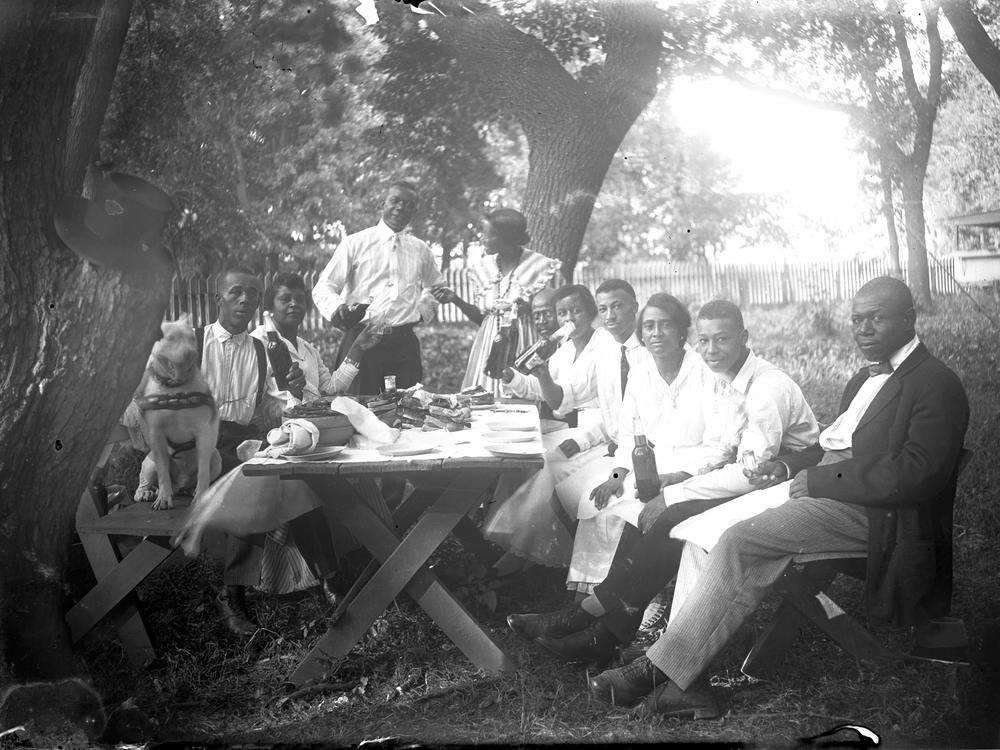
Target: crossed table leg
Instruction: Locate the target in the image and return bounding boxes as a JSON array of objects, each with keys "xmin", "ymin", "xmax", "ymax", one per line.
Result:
[{"xmin": 283, "ymin": 469, "xmax": 516, "ymax": 687}]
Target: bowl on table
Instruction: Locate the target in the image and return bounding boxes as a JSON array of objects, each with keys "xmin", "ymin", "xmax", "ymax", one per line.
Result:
[{"xmin": 284, "ymin": 413, "xmax": 355, "ymax": 446}]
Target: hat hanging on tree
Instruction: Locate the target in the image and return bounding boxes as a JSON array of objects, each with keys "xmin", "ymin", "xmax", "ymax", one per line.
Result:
[{"xmin": 54, "ymin": 172, "xmax": 175, "ymax": 273}]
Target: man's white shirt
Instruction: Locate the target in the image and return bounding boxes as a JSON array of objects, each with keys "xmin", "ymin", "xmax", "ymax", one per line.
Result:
[
  {"xmin": 312, "ymin": 219, "xmax": 444, "ymax": 327},
  {"xmin": 201, "ymin": 322, "xmax": 265, "ymax": 425}
]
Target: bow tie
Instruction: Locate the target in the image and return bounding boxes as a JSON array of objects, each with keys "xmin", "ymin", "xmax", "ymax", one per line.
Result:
[{"xmin": 868, "ymin": 361, "xmax": 893, "ymax": 377}]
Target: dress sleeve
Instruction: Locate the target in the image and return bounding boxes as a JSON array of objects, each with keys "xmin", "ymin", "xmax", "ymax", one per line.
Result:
[{"xmin": 511, "ymin": 250, "xmax": 561, "ymax": 299}]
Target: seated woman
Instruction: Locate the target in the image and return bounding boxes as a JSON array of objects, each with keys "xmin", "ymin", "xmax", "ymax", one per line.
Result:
[
  {"xmin": 560, "ymin": 293, "xmax": 717, "ymax": 599},
  {"xmin": 482, "ymin": 285, "xmax": 606, "ymax": 573},
  {"xmin": 433, "ymin": 208, "xmax": 561, "ymax": 398}
]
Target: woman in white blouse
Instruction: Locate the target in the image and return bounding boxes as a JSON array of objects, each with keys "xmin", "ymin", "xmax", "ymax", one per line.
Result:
[{"xmin": 566, "ymin": 293, "xmax": 717, "ymax": 596}]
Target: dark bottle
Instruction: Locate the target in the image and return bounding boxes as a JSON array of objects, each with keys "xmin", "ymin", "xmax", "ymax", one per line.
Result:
[
  {"xmin": 263, "ymin": 311, "xmax": 294, "ymax": 391},
  {"xmin": 484, "ymin": 307, "xmax": 519, "ymax": 380},
  {"xmin": 514, "ymin": 321, "xmax": 575, "ymax": 374},
  {"xmin": 632, "ymin": 416, "xmax": 660, "ymax": 503}
]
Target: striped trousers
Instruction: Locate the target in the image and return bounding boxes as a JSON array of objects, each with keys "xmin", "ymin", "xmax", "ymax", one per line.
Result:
[{"xmin": 645, "ymin": 490, "xmax": 868, "ymax": 690}]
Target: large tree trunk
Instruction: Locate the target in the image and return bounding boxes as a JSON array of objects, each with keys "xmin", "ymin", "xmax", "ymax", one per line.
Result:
[
  {"xmin": 941, "ymin": 0, "xmax": 1000, "ymax": 101},
  {"xmin": 899, "ymin": 160, "xmax": 933, "ymax": 311},
  {"xmin": 878, "ymin": 150, "xmax": 903, "ymax": 278},
  {"xmin": 0, "ymin": 0, "xmax": 172, "ymax": 682},
  {"xmin": 430, "ymin": 0, "xmax": 665, "ymax": 279}
]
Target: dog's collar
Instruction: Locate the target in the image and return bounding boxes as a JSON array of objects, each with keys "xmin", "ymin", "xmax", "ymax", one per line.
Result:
[
  {"xmin": 136, "ymin": 391, "xmax": 216, "ymax": 415},
  {"xmin": 152, "ymin": 371, "xmax": 188, "ymax": 388}
]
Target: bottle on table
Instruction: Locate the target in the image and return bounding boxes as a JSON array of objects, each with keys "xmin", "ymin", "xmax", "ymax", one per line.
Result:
[
  {"xmin": 632, "ymin": 416, "xmax": 660, "ymax": 503},
  {"xmin": 263, "ymin": 311, "xmax": 294, "ymax": 391},
  {"xmin": 514, "ymin": 320, "xmax": 576, "ymax": 374},
  {"xmin": 484, "ymin": 306, "xmax": 519, "ymax": 380}
]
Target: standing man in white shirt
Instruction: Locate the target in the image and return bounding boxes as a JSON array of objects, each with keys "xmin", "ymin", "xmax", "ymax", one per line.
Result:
[{"xmin": 312, "ymin": 181, "xmax": 445, "ymax": 395}]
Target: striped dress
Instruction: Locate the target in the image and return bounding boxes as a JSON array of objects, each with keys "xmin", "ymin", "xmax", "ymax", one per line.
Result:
[{"xmin": 460, "ymin": 250, "xmax": 561, "ymax": 398}]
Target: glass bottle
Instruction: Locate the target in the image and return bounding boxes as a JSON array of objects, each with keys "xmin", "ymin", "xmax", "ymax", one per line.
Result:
[
  {"xmin": 740, "ymin": 449, "xmax": 760, "ymax": 477},
  {"xmin": 632, "ymin": 416, "xmax": 660, "ymax": 503},
  {"xmin": 263, "ymin": 311, "xmax": 294, "ymax": 391},
  {"xmin": 484, "ymin": 306, "xmax": 519, "ymax": 379},
  {"xmin": 514, "ymin": 321, "xmax": 576, "ymax": 374}
]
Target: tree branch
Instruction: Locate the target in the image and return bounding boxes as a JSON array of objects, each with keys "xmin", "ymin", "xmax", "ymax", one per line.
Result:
[
  {"xmin": 940, "ymin": 0, "xmax": 1000, "ymax": 100},
  {"xmin": 889, "ymin": 1, "xmax": 926, "ymax": 116}
]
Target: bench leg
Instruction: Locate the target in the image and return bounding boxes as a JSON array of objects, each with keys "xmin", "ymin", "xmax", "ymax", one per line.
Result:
[
  {"xmin": 68, "ymin": 534, "xmax": 176, "ymax": 668},
  {"xmin": 284, "ymin": 472, "xmax": 514, "ymax": 687}
]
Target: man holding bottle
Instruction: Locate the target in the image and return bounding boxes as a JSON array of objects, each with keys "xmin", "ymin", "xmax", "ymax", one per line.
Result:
[{"xmin": 312, "ymin": 181, "xmax": 445, "ymax": 395}]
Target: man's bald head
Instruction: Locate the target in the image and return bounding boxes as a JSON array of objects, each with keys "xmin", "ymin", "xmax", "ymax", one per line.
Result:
[
  {"xmin": 851, "ymin": 276, "xmax": 916, "ymax": 363},
  {"xmin": 531, "ymin": 288, "xmax": 559, "ymax": 338}
]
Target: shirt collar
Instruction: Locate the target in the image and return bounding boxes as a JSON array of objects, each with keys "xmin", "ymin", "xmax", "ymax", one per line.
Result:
[
  {"xmin": 727, "ymin": 349, "xmax": 759, "ymax": 395},
  {"xmin": 376, "ymin": 219, "xmax": 405, "ymax": 243},
  {"xmin": 211, "ymin": 320, "xmax": 250, "ymax": 344},
  {"xmin": 618, "ymin": 331, "xmax": 642, "ymax": 351},
  {"xmin": 888, "ymin": 334, "xmax": 920, "ymax": 371}
]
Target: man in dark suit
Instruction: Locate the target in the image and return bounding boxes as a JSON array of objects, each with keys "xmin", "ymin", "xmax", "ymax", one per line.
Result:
[{"xmin": 588, "ymin": 276, "xmax": 970, "ymax": 719}]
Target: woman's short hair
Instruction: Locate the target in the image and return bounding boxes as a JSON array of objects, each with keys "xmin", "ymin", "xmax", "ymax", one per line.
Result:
[
  {"xmin": 553, "ymin": 284, "xmax": 598, "ymax": 320},
  {"xmin": 263, "ymin": 273, "xmax": 310, "ymax": 312},
  {"xmin": 485, "ymin": 208, "xmax": 531, "ymax": 248},
  {"xmin": 638, "ymin": 293, "xmax": 691, "ymax": 346}
]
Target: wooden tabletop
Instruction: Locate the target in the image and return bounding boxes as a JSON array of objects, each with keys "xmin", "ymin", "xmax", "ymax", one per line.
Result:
[{"xmin": 242, "ymin": 453, "xmax": 544, "ymax": 477}]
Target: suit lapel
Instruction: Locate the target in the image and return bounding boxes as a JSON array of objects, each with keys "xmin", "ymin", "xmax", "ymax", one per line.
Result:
[{"xmin": 854, "ymin": 343, "xmax": 929, "ymax": 434}]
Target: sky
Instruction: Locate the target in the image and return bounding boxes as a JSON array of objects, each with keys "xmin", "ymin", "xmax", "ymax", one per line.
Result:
[{"xmin": 669, "ymin": 76, "xmax": 881, "ymax": 261}]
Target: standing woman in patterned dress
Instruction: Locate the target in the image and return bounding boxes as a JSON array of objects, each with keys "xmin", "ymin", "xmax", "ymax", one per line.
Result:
[{"xmin": 433, "ymin": 208, "xmax": 561, "ymax": 397}]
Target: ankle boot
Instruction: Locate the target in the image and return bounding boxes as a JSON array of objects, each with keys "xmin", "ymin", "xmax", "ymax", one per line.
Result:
[
  {"xmin": 535, "ymin": 621, "xmax": 620, "ymax": 665},
  {"xmin": 507, "ymin": 602, "xmax": 594, "ymax": 641}
]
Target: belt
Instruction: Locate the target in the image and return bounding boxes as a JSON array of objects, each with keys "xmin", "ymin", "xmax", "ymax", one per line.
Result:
[{"xmin": 354, "ymin": 322, "xmax": 416, "ymax": 336}]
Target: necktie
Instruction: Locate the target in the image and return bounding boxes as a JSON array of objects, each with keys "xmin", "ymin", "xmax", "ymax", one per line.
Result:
[
  {"xmin": 868, "ymin": 361, "xmax": 893, "ymax": 377},
  {"xmin": 620, "ymin": 345, "xmax": 629, "ymax": 398}
]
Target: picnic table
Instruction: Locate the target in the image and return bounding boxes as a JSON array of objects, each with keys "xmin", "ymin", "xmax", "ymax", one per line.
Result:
[{"xmin": 242, "ymin": 404, "xmax": 545, "ymax": 687}]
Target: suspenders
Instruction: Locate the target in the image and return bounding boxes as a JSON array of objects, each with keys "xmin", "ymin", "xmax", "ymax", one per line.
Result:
[{"xmin": 196, "ymin": 325, "xmax": 267, "ymax": 407}]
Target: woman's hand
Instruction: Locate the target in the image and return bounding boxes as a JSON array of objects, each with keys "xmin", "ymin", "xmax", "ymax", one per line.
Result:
[
  {"xmin": 431, "ymin": 286, "xmax": 458, "ymax": 304},
  {"xmin": 590, "ymin": 476, "xmax": 625, "ymax": 511},
  {"xmin": 746, "ymin": 460, "xmax": 788, "ymax": 490},
  {"xmin": 348, "ymin": 322, "xmax": 383, "ymax": 362},
  {"xmin": 657, "ymin": 471, "xmax": 691, "ymax": 489}
]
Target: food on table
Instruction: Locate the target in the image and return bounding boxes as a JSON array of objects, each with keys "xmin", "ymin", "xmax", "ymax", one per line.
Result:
[{"xmin": 396, "ymin": 384, "xmax": 476, "ymax": 431}]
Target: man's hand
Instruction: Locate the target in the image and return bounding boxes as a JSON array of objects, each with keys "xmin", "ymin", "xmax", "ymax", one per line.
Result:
[
  {"xmin": 657, "ymin": 471, "xmax": 691, "ymax": 489},
  {"xmin": 558, "ymin": 439, "xmax": 581, "ymax": 458},
  {"xmin": 590, "ymin": 477, "xmax": 624, "ymax": 511},
  {"xmin": 638, "ymin": 496, "xmax": 666, "ymax": 534},
  {"xmin": 330, "ymin": 304, "xmax": 350, "ymax": 330},
  {"xmin": 431, "ymin": 286, "xmax": 458, "ymax": 304},
  {"xmin": 286, "ymin": 362, "xmax": 306, "ymax": 400},
  {"xmin": 788, "ymin": 469, "xmax": 810, "ymax": 499},
  {"xmin": 746, "ymin": 459, "xmax": 788, "ymax": 489},
  {"xmin": 501, "ymin": 367, "xmax": 515, "ymax": 384}
]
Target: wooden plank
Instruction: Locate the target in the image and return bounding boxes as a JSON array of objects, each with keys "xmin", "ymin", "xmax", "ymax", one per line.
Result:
[
  {"xmin": 742, "ymin": 600, "xmax": 812, "ymax": 680},
  {"xmin": 77, "ymin": 498, "xmax": 194, "ymax": 536}
]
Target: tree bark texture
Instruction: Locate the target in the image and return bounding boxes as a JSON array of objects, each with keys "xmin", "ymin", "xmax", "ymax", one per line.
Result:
[
  {"xmin": 878, "ymin": 150, "xmax": 902, "ymax": 278},
  {"xmin": 431, "ymin": 1, "xmax": 665, "ymax": 279},
  {"xmin": 0, "ymin": 0, "xmax": 172, "ymax": 681},
  {"xmin": 941, "ymin": 0, "xmax": 1000, "ymax": 101}
]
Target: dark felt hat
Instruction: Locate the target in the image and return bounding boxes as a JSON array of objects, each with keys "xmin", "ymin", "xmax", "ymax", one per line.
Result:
[
  {"xmin": 54, "ymin": 172, "xmax": 174, "ymax": 272},
  {"xmin": 909, "ymin": 616, "xmax": 969, "ymax": 664}
]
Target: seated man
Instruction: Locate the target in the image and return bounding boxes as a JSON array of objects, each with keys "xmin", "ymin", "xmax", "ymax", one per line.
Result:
[
  {"xmin": 587, "ymin": 277, "xmax": 969, "ymax": 719},
  {"xmin": 508, "ymin": 299, "xmax": 819, "ymax": 663}
]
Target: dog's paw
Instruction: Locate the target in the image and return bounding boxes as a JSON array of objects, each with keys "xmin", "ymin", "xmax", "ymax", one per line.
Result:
[
  {"xmin": 151, "ymin": 494, "xmax": 174, "ymax": 511},
  {"xmin": 134, "ymin": 487, "xmax": 156, "ymax": 503}
]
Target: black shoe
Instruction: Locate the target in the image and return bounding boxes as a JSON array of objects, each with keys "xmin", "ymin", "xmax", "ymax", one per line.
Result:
[
  {"xmin": 535, "ymin": 621, "xmax": 620, "ymax": 665},
  {"xmin": 631, "ymin": 678, "xmax": 722, "ymax": 720},
  {"xmin": 590, "ymin": 655, "xmax": 668, "ymax": 706},
  {"xmin": 215, "ymin": 585, "xmax": 258, "ymax": 637},
  {"xmin": 507, "ymin": 602, "xmax": 594, "ymax": 641}
]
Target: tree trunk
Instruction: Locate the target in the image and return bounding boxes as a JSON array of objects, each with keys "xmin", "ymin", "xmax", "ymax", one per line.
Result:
[
  {"xmin": 431, "ymin": 0, "xmax": 665, "ymax": 280},
  {"xmin": 0, "ymin": 0, "xmax": 172, "ymax": 682},
  {"xmin": 899, "ymin": 160, "xmax": 933, "ymax": 311},
  {"xmin": 878, "ymin": 151, "xmax": 902, "ymax": 278}
]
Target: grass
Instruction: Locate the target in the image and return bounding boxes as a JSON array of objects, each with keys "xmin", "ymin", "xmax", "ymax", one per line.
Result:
[{"xmin": 74, "ymin": 295, "xmax": 1000, "ymax": 748}]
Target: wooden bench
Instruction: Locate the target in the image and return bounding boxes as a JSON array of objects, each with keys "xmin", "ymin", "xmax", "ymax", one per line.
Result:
[
  {"xmin": 67, "ymin": 423, "xmax": 197, "ymax": 668},
  {"xmin": 742, "ymin": 448, "xmax": 974, "ymax": 679}
]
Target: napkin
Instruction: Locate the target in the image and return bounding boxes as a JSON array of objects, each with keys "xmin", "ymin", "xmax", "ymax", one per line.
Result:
[
  {"xmin": 330, "ymin": 395, "xmax": 400, "ymax": 448},
  {"xmin": 256, "ymin": 419, "xmax": 319, "ymax": 458}
]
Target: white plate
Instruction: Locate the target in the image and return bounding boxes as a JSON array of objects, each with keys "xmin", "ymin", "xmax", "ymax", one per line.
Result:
[
  {"xmin": 376, "ymin": 444, "xmax": 439, "ymax": 457},
  {"xmin": 471, "ymin": 403, "xmax": 496, "ymax": 411},
  {"xmin": 485, "ymin": 420, "xmax": 537, "ymax": 432},
  {"xmin": 485, "ymin": 443, "xmax": 544, "ymax": 458},
  {"xmin": 493, "ymin": 405, "xmax": 533, "ymax": 413},
  {"xmin": 283, "ymin": 446, "xmax": 346, "ymax": 462},
  {"xmin": 483, "ymin": 430, "xmax": 538, "ymax": 443}
]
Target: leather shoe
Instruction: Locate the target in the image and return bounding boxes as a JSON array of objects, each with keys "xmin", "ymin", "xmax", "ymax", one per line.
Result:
[
  {"xmin": 508, "ymin": 602, "xmax": 594, "ymax": 641},
  {"xmin": 632, "ymin": 678, "xmax": 722, "ymax": 720},
  {"xmin": 215, "ymin": 585, "xmax": 258, "ymax": 637},
  {"xmin": 589, "ymin": 655, "xmax": 668, "ymax": 706},
  {"xmin": 535, "ymin": 621, "xmax": 619, "ymax": 665}
]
